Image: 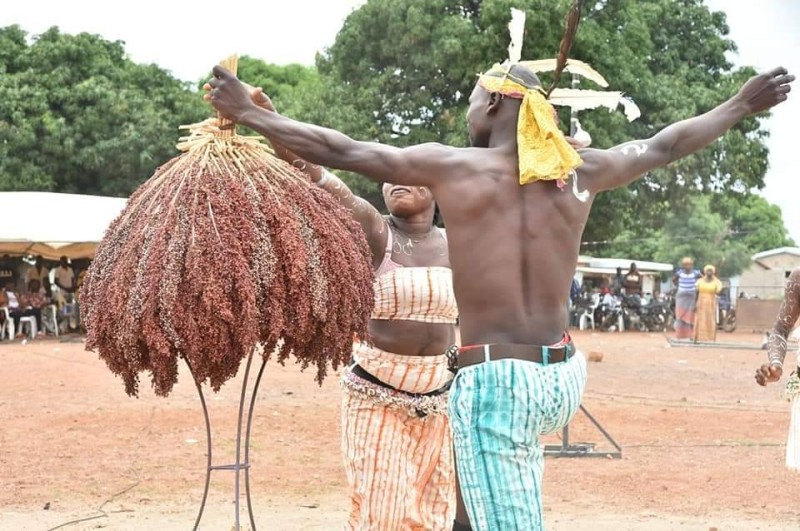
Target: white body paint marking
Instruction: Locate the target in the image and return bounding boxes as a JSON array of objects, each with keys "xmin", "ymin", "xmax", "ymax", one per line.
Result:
[
  {"xmin": 621, "ymin": 143, "xmax": 648, "ymax": 157},
  {"xmin": 570, "ymin": 170, "xmax": 590, "ymax": 203}
]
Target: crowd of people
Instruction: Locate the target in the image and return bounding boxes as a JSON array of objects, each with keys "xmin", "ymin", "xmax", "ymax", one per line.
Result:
[
  {"xmin": 0, "ymin": 254, "xmax": 87, "ymax": 339},
  {"xmin": 568, "ymin": 258, "xmax": 731, "ymax": 342}
]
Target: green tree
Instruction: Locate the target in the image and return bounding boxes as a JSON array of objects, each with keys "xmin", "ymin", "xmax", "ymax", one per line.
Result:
[
  {"xmin": 653, "ymin": 195, "xmax": 751, "ymax": 278},
  {"xmin": 0, "ymin": 26, "xmax": 206, "ymax": 196},
  {"xmin": 233, "ymin": 56, "xmax": 386, "ymax": 208},
  {"xmin": 312, "ymin": 0, "xmax": 778, "ymax": 239},
  {"xmin": 233, "ymin": 57, "xmax": 320, "ymax": 118},
  {"xmin": 713, "ymin": 194, "xmax": 794, "ymax": 252},
  {"xmin": 601, "ymin": 192, "xmax": 790, "ymax": 277}
]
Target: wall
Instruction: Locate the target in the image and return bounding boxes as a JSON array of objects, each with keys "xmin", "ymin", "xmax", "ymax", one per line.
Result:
[
  {"xmin": 737, "ymin": 299, "xmax": 782, "ymax": 332},
  {"xmin": 739, "ymin": 266, "xmax": 785, "ymax": 299}
]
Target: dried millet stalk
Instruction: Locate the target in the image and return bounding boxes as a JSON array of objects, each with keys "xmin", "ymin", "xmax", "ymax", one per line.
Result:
[{"xmin": 81, "ymin": 119, "xmax": 374, "ymax": 397}]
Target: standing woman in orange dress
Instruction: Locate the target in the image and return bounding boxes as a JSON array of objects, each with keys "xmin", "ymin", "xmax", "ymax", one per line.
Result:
[{"xmin": 694, "ymin": 265, "xmax": 722, "ymax": 342}]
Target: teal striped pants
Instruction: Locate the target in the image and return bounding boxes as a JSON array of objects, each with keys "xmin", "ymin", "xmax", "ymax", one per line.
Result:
[{"xmin": 448, "ymin": 352, "xmax": 587, "ymax": 531}]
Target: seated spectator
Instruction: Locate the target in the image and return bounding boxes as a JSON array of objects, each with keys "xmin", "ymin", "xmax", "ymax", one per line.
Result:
[
  {"xmin": 20, "ymin": 279, "xmax": 48, "ymax": 336},
  {"xmin": 3, "ymin": 282, "xmax": 39, "ymax": 338},
  {"xmin": 601, "ymin": 286, "xmax": 618, "ymax": 307}
]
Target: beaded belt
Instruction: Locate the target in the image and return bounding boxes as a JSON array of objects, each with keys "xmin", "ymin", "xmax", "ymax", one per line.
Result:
[{"xmin": 341, "ymin": 358, "xmax": 453, "ymax": 418}]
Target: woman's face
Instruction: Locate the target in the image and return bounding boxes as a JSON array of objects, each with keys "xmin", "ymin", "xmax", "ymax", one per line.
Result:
[
  {"xmin": 705, "ymin": 268, "xmax": 714, "ymax": 279},
  {"xmin": 382, "ymin": 183, "xmax": 434, "ymax": 218}
]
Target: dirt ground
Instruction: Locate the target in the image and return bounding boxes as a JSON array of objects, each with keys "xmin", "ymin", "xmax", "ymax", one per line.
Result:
[{"xmin": 2, "ymin": 330, "xmax": 800, "ymax": 530}]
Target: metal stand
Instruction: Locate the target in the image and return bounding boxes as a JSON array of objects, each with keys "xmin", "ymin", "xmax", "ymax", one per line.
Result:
[
  {"xmin": 185, "ymin": 349, "xmax": 267, "ymax": 531},
  {"xmin": 544, "ymin": 405, "xmax": 622, "ymax": 459},
  {"xmin": 666, "ymin": 337, "xmax": 767, "ymax": 350}
]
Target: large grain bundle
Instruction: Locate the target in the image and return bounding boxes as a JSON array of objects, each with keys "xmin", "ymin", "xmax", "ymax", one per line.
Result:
[{"xmin": 81, "ymin": 57, "xmax": 373, "ymax": 397}]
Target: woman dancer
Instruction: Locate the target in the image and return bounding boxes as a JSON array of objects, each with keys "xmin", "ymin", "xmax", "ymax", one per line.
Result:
[{"xmin": 250, "ymin": 89, "xmax": 457, "ymax": 530}]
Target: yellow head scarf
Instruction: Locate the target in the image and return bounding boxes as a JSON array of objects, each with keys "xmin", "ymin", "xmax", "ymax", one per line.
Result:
[
  {"xmin": 704, "ymin": 265, "xmax": 716, "ymax": 275},
  {"xmin": 477, "ymin": 63, "xmax": 583, "ymax": 185}
]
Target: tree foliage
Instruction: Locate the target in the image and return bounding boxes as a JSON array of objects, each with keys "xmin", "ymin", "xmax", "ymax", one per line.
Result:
[
  {"xmin": 234, "ymin": 56, "xmax": 386, "ymax": 208},
  {"xmin": 1, "ymin": 6, "xmax": 792, "ymax": 276},
  {"xmin": 0, "ymin": 26, "xmax": 206, "ymax": 196},
  {"xmin": 651, "ymin": 195, "xmax": 751, "ymax": 278},
  {"xmin": 305, "ymin": 0, "xmax": 788, "ymax": 271},
  {"xmin": 602, "ymin": 192, "xmax": 793, "ymax": 277}
]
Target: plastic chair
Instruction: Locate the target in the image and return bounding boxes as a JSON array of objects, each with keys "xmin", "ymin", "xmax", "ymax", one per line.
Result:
[
  {"xmin": 42, "ymin": 305, "xmax": 58, "ymax": 337},
  {"xmin": 0, "ymin": 307, "xmax": 14, "ymax": 340},
  {"xmin": 579, "ymin": 302, "xmax": 599, "ymax": 331},
  {"xmin": 19, "ymin": 316, "xmax": 37, "ymax": 339}
]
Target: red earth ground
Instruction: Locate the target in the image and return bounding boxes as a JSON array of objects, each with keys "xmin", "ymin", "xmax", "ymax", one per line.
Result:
[{"xmin": 1, "ymin": 330, "xmax": 799, "ymax": 530}]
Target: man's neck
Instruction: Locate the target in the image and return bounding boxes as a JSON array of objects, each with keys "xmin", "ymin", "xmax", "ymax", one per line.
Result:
[{"xmin": 487, "ymin": 121, "xmax": 519, "ymax": 154}]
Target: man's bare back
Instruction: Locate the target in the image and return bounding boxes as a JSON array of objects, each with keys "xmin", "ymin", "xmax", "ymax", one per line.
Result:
[{"xmin": 435, "ymin": 149, "xmax": 591, "ymax": 346}]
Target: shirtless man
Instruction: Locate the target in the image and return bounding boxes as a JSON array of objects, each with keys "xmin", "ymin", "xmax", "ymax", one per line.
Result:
[{"xmin": 207, "ymin": 62, "xmax": 792, "ymax": 530}]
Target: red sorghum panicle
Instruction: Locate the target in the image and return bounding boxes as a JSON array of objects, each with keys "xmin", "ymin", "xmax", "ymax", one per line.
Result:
[{"xmin": 81, "ymin": 119, "xmax": 374, "ymax": 396}]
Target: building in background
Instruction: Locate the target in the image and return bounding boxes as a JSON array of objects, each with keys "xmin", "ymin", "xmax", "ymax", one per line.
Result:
[
  {"xmin": 732, "ymin": 247, "xmax": 800, "ymax": 332},
  {"xmin": 737, "ymin": 247, "xmax": 800, "ymax": 300}
]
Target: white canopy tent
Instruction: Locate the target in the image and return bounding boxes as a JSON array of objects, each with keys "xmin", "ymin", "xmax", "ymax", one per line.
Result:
[
  {"xmin": 0, "ymin": 192, "xmax": 126, "ymax": 260},
  {"xmin": 575, "ymin": 256, "xmax": 674, "ymax": 295}
]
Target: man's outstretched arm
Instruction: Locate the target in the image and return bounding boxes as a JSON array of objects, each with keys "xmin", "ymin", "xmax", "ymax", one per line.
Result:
[
  {"xmin": 206, "ymin": 66, "xmax": 460, "ymax": 189},
  {"xmin": 579, "ymin": 67, "xmax": 793, "ymax": 193}
]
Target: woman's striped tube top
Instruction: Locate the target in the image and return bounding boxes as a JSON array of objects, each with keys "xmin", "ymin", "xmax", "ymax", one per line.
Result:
[{"xmin": 371, "ymin": 266, "xmax": 457, "ymax": 324}]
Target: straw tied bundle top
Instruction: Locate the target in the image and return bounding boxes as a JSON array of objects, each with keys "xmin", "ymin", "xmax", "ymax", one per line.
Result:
[{"xmin": 81, "ymin": 57, "xmax": 374, "ymax": 397}]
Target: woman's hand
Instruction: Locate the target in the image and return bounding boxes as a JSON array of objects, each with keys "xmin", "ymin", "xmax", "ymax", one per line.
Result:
[
  {"xmin": 755, "ymin": 363, "xmax": 783, "ymax": 386},
  {"xmin": 245, "ymin": 84, "xmax": 276, "ymax": 112}
]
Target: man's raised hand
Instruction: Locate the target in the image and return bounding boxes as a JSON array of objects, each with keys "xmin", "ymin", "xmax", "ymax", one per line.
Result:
[{"xmin": 735, "ymin": 67, "xmax": 794, "ymax": 115}]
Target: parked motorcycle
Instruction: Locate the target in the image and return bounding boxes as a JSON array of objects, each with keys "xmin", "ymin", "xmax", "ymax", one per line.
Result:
[
  {"xmin": 640, "ymin": 298, "xmax": 673, "ymax": 332},
  {"xmin": 717, "ymin": 305, "xmax": 736, "ymax": 332},
  {"xmin": 717, "ymin": 288, "xmax": 736, "ymax": 332},
  {"xmin": 621, "ymin": 294, "xmax": 645, "ymax": 331},
  {"xmin": 595, "ymin": 296, "xmax": 624, "ymax": 332}
]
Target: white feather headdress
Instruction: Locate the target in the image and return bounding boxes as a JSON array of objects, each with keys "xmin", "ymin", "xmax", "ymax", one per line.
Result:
[{"xmin": 502, "ymin": 8, "xmax": 640, "ymax": 122}]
